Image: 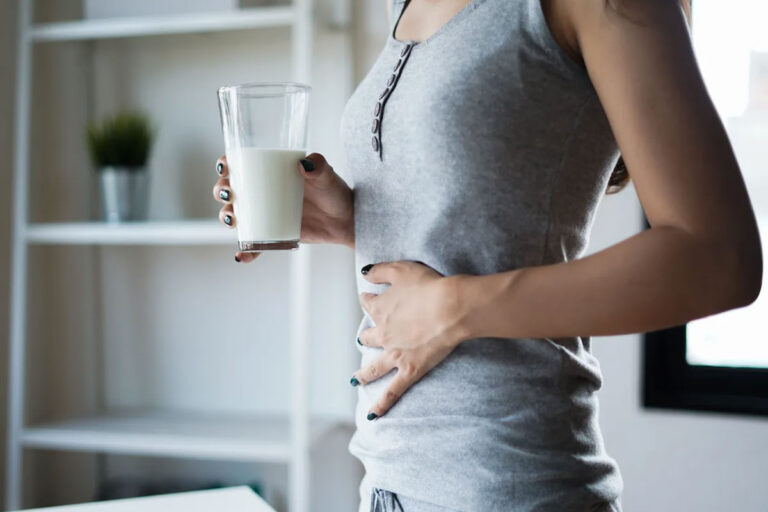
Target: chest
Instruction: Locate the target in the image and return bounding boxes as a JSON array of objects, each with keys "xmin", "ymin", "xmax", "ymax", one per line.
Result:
[{"xmin": 341, "ymin": 41, "xmax": 580, "ymax": 200}]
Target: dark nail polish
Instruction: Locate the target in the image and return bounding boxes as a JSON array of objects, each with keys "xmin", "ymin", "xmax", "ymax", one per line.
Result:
[
  {"xmin": 350, "ymin": 376, "xmax": 360, "ymax": 387},
  {"xmin": 367, "ymin": 412, "xmax": 378, "ymax": 421},
  {"xmin": 219, "ymin": 189, "xmax": 230, "ymax": 201},
  {"xmin": 361, "ymin": 264, "xmax": 374, "ymax": 275},
  {"xmin": 216, "ymin": 162, "xmax": 224, "ymax": 175},
  {"xmin": 300, "ymin": 158, "xmax": 315, "ymax": 172},
  {"xmin": 235, "ymin": 255, "xmax": 241, "ymax": 262},
  {"xmin": 356, "ymin": 337, "xmax": 363, "ymax": 346},
  {"xmin": 224, "ymin": 215, "xmax": 232, "ymax": 226}
]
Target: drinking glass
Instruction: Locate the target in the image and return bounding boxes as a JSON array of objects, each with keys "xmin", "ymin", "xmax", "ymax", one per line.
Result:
[{"xmin": 217, "ymin": 82, "xmax": 311, "ymax": 251}]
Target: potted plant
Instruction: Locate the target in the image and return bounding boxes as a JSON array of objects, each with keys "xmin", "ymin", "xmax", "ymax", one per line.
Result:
[{"xmin": 87, "ymin": 112, "xmax": 154, "ymax": 222}]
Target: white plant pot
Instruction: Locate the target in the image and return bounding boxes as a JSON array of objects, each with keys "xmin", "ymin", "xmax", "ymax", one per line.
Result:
[{"xmin": 98, "ymin": 167, "xmax": 149, "ymax": 223}]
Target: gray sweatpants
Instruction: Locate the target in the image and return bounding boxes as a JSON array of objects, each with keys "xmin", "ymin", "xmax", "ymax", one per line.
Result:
[
  {"xmin": 359, "ymin": 474, "xmax": 458, "ymax": 512},
  {"xmin": 358, "ymin": 473, "xmax": 624, "ymax": 512}
]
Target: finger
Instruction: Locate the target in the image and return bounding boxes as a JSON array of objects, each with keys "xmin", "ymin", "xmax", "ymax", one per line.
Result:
[
  {"xmin": 213, "ymin": 177, "xmax": 232, "ymax": 204},
  {"xmin": 357, "ymin": 327, "xmax": 382, "ymax": 348},
  {"xmin": 234, "ymin": 251, "xmax": 260, "ymax": 264},
  {"xmin": 361, "ymin": 261, "xmax": 400, "ymax": 285},
  {"xmin": 351, "ymin": 350, "xmax": 398, "ymax": 386},
  {"xmin": 219, "ymin": 205, "xmax": 235, "ymax": 228},
  {"xmin": 215, "ymin": 155, "xmax": 228, "ymax": 177},
  {"xmin": 298, "ymin": 152, "xmax": 338, "ymax": 191},
  {"xmin": 358, "ymin": 292, "xmax": 378, "ymax": 316},
  {"xmin": 367, "ymin": 370, "xmax": 413, "ymax": 420}
]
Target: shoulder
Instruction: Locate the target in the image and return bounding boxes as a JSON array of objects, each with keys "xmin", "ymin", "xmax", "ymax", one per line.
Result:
[
  {"xmin": 544, "ymin": 0, "xmax": 690, "ymax": 67},
  {"xmin": 558, "ymin": 0, "xmax": 690, "ymax": 48}
]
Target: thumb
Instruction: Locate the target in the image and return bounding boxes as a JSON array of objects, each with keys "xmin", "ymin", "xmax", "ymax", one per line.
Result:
[{"xmin": 299, "ymin": 153, "xmax": 338, "ymax": 190}]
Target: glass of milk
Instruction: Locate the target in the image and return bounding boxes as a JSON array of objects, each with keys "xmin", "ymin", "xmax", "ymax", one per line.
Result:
[{"xmin": 217, "ymin": 82, "xmax": 310, "ymax": 251}]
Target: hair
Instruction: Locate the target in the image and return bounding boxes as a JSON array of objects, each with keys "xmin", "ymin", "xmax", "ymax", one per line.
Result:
[{"xmin": 603, "ymin": 0, "xmax": 692, "ymax": 194}]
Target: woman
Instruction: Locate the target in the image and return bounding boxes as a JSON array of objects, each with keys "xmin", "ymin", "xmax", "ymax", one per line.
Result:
[{"xmin": 213, "ymin": 0, "xmax": 763, "ymax": 510}]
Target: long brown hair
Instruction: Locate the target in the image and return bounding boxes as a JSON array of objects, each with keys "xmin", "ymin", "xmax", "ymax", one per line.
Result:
[{"xmin": 604, "ymin": 0, "xmax": 693, "ymax": 194}]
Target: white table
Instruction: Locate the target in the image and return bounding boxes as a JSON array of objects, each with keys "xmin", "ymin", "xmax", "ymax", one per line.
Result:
[{"xmin": 14, "ymin": 486, "xmax": 276, "ymax": 512}]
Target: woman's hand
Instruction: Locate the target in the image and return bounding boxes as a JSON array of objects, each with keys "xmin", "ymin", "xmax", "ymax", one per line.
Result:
[
  {"xmin": 212, "ymin": 152, "xmax": 355, "ymax": 263},
  {"xmin": 352, "ymin": 261, "xmax": 469, "ymax": 419}
]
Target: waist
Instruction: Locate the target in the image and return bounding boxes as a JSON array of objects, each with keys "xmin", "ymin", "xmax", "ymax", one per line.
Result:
[{"xmin": 349, "ymin": 340, "xmax": 622, "ymax": 511}]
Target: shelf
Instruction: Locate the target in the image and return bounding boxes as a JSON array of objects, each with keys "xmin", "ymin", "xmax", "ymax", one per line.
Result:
[
  {"xmin": 27, "ymin": 6, "xmax": 295, "ymax": 42},
  {"xmin": 18, "ymin": 487, "xmax": 274, "ymax": 512},
  {"xmin": 25, "ymin": 220, "xmax": 237, "ymax": 246},
  {"xmin": 20, "ymin": 410, "xmax": 346, "ymax": 463}
]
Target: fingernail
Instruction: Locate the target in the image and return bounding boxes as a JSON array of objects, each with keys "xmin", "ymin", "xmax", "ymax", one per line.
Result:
[
  {"xmin": 219, "ymin": 189, "xmax": 230, "ymax": 201},
  {"xmin": 361, "ymin": 264, "xmax": 374, "ymax": 275},
  {"xmin": 350, "ymin": 376, "xmax": 360, "ymax": 387},
  {"xmin": 367, "ymin": 412, "xmax": 378, "ymax": 421},
  {"xmin": 224, "ymin": 215, "xmax": 232, "ymax": 226},
  {"xmin": 300, "ymin": 158, "xmax": 315, "ymax": 172},
  {"xmin": 235, "ymin": 255, "xmax": 241, "ymax": 262},
  {"xmin": 356, "ymin": 337, "xmax": 363, "ymax": 346},
  {"xmin": 216, "ymin": 162, "xmax": 224, "ymax": 175}
]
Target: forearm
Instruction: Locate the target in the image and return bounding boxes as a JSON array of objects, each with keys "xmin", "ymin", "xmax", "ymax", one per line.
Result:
[{"xmin": 451, "ymin": 226, "xmax": 757, "ymax": 341}]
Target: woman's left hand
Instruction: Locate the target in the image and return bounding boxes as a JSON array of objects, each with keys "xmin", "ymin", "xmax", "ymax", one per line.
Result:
[{"xmin": 353, "ymin": 261, "xmax": 467, "ymax": 419}]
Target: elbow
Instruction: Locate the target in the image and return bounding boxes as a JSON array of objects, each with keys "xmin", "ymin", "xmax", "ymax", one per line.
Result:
[
  {"xmin": 724, "ymin": 233, "xmax": 763, "ymax": 309},
  {"xmin": 739, "ymin": 253, "xmax": 762, "ymax": 307}
]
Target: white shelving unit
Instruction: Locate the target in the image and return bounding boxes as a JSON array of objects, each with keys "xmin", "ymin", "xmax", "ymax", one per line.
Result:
[
  {"xmin": 6, "ymin": 2, "xmax": 333, "ymax": 511},
  {"xmin": 27, "ymin": 7, "xmax": 295, "ymax": 41},
  {"xmin": 25, "ymin": 221, "xmax": 236, "ymax": 245},
  {"xmin": 19, "ymin": 410, "xmax": 338, "ymax": 463}
]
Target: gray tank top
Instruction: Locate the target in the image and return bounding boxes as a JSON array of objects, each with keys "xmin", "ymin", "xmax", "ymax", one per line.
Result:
[{"xmin": 340, "ymin": 0, "xmax": 624, "ymax": 510}]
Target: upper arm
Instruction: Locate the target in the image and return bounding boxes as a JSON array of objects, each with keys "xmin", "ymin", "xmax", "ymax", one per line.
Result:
[{"xmin": 565, "ymin": 0, "xmax": 761, "ymax": 280}]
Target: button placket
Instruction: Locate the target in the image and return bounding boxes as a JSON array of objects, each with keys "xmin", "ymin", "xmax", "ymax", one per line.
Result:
[{"xmin": 372, "ymin": 42, "xmax": 415, "ymax": 160}]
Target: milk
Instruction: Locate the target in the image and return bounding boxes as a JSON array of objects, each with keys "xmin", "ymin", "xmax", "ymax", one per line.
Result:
[{"xmin": 226, "ymin": 147, "xmax": 306, "ymax": 247}]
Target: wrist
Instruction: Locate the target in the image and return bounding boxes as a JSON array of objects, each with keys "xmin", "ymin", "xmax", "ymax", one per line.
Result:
[
  {"xmin": 446, "ymin": 269, "xmax": 523, "ymax": 343},
  {"xmin": 335, "ymin": 191, "xmax": 355, "ymax": 249},
  {"xmin": 321, "ymin": 211, "xmax": 354, "ymax": 249},
  {"xmin": 335, "ymin": 215, "xmax": 355, "ymax": 249},
  {"xmin": 440, "ymin": 274, "xmax": 475, "ymax": 346}
]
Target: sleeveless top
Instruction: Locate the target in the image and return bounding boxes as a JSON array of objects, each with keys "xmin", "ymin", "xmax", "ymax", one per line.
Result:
[{"xmin": 339, "ymin": 0, "xmax": 625, "ymax": 510}]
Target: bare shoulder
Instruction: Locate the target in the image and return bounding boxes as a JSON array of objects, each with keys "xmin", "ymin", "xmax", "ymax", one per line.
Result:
[
  {"xmin": 549, "ymin": 0, "xmax": 689, "ymax": 63},
  {"xmin": 561, "ymin": 0, "xmax": 689, "ymax": 41}
]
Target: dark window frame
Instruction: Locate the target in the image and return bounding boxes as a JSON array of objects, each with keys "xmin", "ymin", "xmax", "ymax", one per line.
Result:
[{"xmin": 641, "ymin": 215, "xmax": 768, "ymax": 417}]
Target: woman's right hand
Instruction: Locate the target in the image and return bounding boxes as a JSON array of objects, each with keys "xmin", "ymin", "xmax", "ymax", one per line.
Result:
[{"xmin": 213, "ymin": 152, "xmax": 355, "ymax": 263}]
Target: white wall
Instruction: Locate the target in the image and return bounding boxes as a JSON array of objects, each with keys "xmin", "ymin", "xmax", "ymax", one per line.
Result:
[{"xmin": 589, "ymin": 184, "xmax": 768, "ymax": 512}]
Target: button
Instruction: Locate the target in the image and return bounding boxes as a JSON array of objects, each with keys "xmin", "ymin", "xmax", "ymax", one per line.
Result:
[
  {"xmin": 374, "ymin": 102, "xmax": 382, "ymax": 116},
  {"xmin": 379, "ymin": 88, "xmax": 390, "ymax": 100},
  {"xmin": 386, "ymin": 74, "xmax": 396, "ymax": 87},
  {"xmin": 400, "ymin": 44, "xmax": 412, "ymax": 57},
  {"xmin": 372, "ymin": 135, "xmax": 380, "ymax": 151},
  {"xmin": 372, "ymin": 118, "xmax": 379, "ymax": 133},
  {"xmin": 393, "ymin": 59, "xmax": 403, "ymax": 72}
]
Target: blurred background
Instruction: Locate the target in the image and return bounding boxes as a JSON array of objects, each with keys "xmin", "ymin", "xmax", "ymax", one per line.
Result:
[{"xmin": 0, "ymin": 1, "xmax": 766, "ymax": 511}]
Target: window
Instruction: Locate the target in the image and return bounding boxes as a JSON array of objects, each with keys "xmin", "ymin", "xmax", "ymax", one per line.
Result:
[{"xmin": 642, "ymin": 0, "xmax": 768, "ymax": 417}]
